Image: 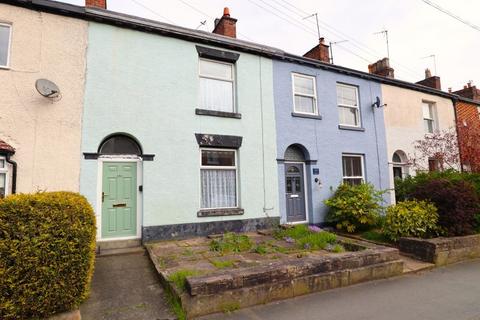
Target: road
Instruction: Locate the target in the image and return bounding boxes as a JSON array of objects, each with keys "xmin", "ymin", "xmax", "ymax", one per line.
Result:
[{"xmin": 202, "ymin": 259, "xmax": 480, "ymax": 320}]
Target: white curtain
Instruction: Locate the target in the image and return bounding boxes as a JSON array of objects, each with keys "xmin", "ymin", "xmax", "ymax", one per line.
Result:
[
  {"xmin": 201, "ymin": 169, "xmax": 236, "ymax": 208},
  {"xmin": 200, "ymin": 78, "xmax": 233, "ymax": 112}
]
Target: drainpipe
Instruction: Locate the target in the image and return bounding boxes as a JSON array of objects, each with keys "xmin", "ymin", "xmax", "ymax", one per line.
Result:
[
  {"xmin": 2, "ymin": 152, "xmax": 17, "ymax": 194},
  {"xmin": 452, "ymin": 96, "xmax": 464, "ymax": 172}
]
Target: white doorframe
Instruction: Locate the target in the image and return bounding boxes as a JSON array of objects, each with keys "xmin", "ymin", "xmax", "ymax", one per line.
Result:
[
  {"xmin": 96, "ymin": 155, "xmax": 143, "ymax": 241},
  {"xmin": 284, "ymin": 161, "xmax": 309, "ymax": 225}
]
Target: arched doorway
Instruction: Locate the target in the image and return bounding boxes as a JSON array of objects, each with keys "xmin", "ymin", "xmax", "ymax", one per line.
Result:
[
  {"xmin": 98, "ymin": 134, "xmax": 142, "ymax": 240},
  {"xmin": 284, "ymin": 145, "xmax": 308, "ymax": 223}
]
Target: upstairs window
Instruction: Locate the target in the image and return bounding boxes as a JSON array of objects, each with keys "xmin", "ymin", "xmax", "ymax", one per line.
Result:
[
  {"xmin": 200, "ymin": 149, "xmax": 237, "ymax": 209},
  {"xmin": 342, "ymin": 154, "xmax": 364, "ymax": 185},
  {"xmin": 0, "ymin": 23, "xmax": 11, "ymax": 68},
  {"xmin": 337, "ymin": 84, "xmax": 360, "ymax": 127},
  {"xmin": 422, "ymin": 102, "xmax": 436, "ymax": 133},
  {"xmin": 199, "ymin": 59, "xmax": 235, "ymax": 113},
  {"xmin": 292, "ymin": 74, "xmax": 317, "ymax": 115}
]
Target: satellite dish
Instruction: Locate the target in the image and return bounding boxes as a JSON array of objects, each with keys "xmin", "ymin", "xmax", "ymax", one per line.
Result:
[{"xmin": 35, "ymin": 79, "xmax": 60, "ymax": 98}]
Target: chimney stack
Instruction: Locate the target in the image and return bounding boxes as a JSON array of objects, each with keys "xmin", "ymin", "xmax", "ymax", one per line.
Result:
[
  {"xmin": 303, "ymin": 38, "xmax": 330, "ymax": 63},
  {"xmin": 85, "ymin": 0, "xmax": 106, "ymax": 9},
  {"xmin": 415, "ymin": 68, "xmax": 441, "ymax": 90},
  {"xmin": 453, "ymin": 81, "xmax": 480, "ymax": 102},
  {"xmin": 368, "ymin": 58, "xmax": 394, "ymax": 78},
  {"xmin": 212, "ymin": 7, "xmax": 237, "ymax": 38}
]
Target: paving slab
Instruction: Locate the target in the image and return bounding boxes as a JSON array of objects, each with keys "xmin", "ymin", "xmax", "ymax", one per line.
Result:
[{"xmin": 80, "ymin": 251, "xmax": 174, "ymax": 320}]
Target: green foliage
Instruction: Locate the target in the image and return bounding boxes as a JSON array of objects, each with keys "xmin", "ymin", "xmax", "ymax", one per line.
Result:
[
  {"xmin": 164, "ymin": 283, "xmax": 186, "ymax": 320},
  {"xmin": 361, "ymin": 230, "xmax": 391, "ymax": 243},
  {"xmin": 330, "ymin": 244, "xmax": 345, "ymax": 253},
  {"xmin": 0, "ymin": 192, "xmax": 96, "ymax": 320},
  {"xmin": 383, "ymin": 200, "xmax": 439, "ymax": 241},
  {"xmin": 209, "ymin": 232, "xmax": 253, "ymax": 254},
  {"xmin": 274, "ymin": 225, "xmax": 337, "ymax": 250},
  {"xmin": 324, "ymin": 183, "xmax": 385, "ymax": 233},
  {"xmin": 395, "ymin": 170, "xmax": 480, "ymax": 202},
  {"xmin": 211, "ymin": 259, "xmax": 235, "ymax": 269},
  {"xmin": 167, "ymin": 269, "xmax": 200, "ymax": 292},
  {"xmin": 475, "ymin": 214, "xmax": 480, "ymax": 233},
  {"xmin": 253, "ymin": 244, "xmax": 268, "ymax": 255},
  {"xmin": 221, "ymin": 301, "xmax": 240, "ymax": 313}
]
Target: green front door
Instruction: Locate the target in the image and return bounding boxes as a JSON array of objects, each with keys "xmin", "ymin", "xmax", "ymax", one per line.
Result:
[{"xmin": 102, "ymin": 162, "xmax": 137, "ymax": 238}]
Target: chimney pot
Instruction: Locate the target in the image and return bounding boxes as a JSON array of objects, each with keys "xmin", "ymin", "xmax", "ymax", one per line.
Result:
[
  {"xmin": 448, "ymin": 87, "xmax": 452, "ymax": 93},
  {"xmin": 303, "ymin": 39, "xmax": 330, "ymax": 63},
  {"xmin": 453, "ymin": 81, "xmax": 480, "ymax": 102},
  {"xmin": 223, "ymin": 7, "xmax": 230, "ymax": 17},
  {"xmin": 212, "ymin": 8, "xmax": 237, "ymax": 38},
  {"xmin": 425, "ymin": 68, "xmax": 432, "ymax": 79},
  {"xmin": 85, "ymin": 0, "xmax": 106, "ymax": 9}
]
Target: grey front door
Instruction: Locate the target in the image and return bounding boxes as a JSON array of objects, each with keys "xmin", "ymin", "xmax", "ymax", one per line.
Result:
[{"xmin": 285, "ymin": 163, "xmax": 306, "ymax": 222}]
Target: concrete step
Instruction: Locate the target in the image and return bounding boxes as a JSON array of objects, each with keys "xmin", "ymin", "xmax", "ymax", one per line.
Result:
[
  {"xmin": 97, "ymin": 246, "xmax": 145, "ymax": 257},
  {"xmin": 400, "ymin": 254, "xmax": 435, "ymax": 274},
  {"xmin": 96, "ymin": 239, "xmax": 143, "ymax": 256}
]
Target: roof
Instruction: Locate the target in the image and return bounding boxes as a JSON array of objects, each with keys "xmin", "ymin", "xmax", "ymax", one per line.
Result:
[
  {"xmin": 0, "ymin": 140, "xmax": 15, "ymax": 153},
  {"xmin": 2, "ymin": 0, "xmax": 466, "ymax": 102}
]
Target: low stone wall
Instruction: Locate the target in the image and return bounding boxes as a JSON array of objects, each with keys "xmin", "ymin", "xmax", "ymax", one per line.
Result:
[
  {"xmin": 161, "ymin": 245, "xmax": 403, "ymax": 318},
  {"xmin": 399, "ymin": 234, "xmax": 480, "ymax": 266}
]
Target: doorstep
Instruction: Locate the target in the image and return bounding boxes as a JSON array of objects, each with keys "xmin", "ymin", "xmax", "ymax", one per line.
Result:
[{"xmin": 96, "ymin": 239, "xmax": 143, "ymax": 256}]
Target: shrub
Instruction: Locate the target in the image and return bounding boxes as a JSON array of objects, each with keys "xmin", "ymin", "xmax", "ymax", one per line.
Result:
[
  {"xmin": 395, "ymin": 170, "xmax": 480, "ymax": 202},
  {"xmin": 475, "ymin": 214, "xmax": 480, "ymax": 233},
  {"xmin": 0, "ymin": 192, "xmax": 96, "ymax": 320},
  {"xmin": 324, "ymin": 183, "xmax": 385, "ymax": 233},
  {"xmin": 383, "ymin": 200, "xmax": 439, "ymax": 241},
  {"xmin": 410, "ymin": 179, "xmax": 479, "ymax": 236}
]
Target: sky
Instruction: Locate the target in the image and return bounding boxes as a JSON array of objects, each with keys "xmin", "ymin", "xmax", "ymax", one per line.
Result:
[{"xmin": 60, "ymin": 0, "xmax": 479, "ymax": 91}]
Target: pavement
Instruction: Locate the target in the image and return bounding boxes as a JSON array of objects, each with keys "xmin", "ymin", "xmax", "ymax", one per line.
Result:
[
  {"xmin": 201, "ymin": 259, "xmax": 480, "ymax": 320},
  {"xmin": 80, "ymin": 250, "xmax": 174, "ymax": 320}
]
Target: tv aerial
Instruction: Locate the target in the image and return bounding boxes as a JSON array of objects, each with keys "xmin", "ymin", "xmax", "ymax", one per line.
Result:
[{"xmin": 35, "ymin": 79, "xmax": 61, "ymax": 100}]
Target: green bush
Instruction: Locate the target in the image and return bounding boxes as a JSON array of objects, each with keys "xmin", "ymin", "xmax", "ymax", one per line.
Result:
[
  {"xmin": 324, "ymin": 183, "xmax": 385, "ymax": 233},
  {"xmin": 475, "ymin": 213, "xmax": 480, "ymax": 233},
  {"xmin": 383, "ymin": 200, "xmax": 439, "ymax": 241},
  {"xmin": 395, "ymin": 169, "xmax": 480, "ymax": 202},
  {"xmin": 0, "ymin": 192, "xmax": 96, "ymax": 320}
]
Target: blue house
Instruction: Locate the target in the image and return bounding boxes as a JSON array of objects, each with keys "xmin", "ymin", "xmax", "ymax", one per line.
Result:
[{"xmin": 273, "ymin": 41, "xmax": 390, "ymax": 225}]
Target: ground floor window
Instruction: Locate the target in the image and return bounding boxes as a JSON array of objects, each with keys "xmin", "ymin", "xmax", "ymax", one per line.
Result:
[
  {"xmin": 0, "ymin": 157, "xmax": 7, "ymax": 198},
  {"xmin": 342, "ymin": 154, "xmax": 364, "ymax": 185},
  {"xmin": 200, "ymin": 149, "xmax": 237, "ymax": 209}
]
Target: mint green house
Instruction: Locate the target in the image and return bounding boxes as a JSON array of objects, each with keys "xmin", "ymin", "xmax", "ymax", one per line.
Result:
[{"xmin": 79, "ymin": 9, "xmax": 280, "ymax": 242}]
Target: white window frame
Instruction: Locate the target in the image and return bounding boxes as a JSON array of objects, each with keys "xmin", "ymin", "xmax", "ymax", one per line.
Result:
[
  {"xmin": 337, "ymin": 83, "xmax": 361, "ymax": 128},
  {"xmin": 422, "ymin": 101, "xmax": 437, "ymax": 133},
  {"xmin": 0, "ymin": 23, "xmax": 12, "ymax": 69},
  {"xmin": 198, "ymin": 58, "xmax": 236, "ymax": 112},
  {"xmin": 291, "ymin": 73, "xmax": 318, "ymax": 115},
  {"xmin": 199, "ymin": 148, "xmax": 239, "ymax": 210},
  {"xmin": 0, "ymin": 156, "xmax": 9, "ymax": 198},
  {"xmin": 342, "ymin": 154, "xmax": 365, "ymax": 185}
]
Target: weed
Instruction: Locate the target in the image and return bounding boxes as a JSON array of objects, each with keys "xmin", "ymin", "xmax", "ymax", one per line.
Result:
[
  {"xmin": 167, "ymin": 269, "xmax": 200, "ymax": 292},
  {"xmin": 361, "ymin": 230, "xmax": 391, "ymax": 243},
  {"xmin": 209, "ymin": 232, "xmax": 253, "ymax": 254},
  {"xmin": 254, "ymin": 244, "xmax": 268, "ymax": 254},
  {"xmin": 221, "ymin": 302, "xmax": 240, "ymax": 313},
  {"xmin": 274, "ymin": 225, "xmax": 337, "ymax": 251},
  {"xmin": 164, "ymin": 284, "xmax": 186, "ymax": 320},
  {"xmin": 330, "ymin": 244, "xmax": 345, "ymax": 253},
  {"xmin": 181, "ymin": 248, "xmax": 195, "ymax": 256},
  {"xmin": 211, "ymin": 259, "xmax": 235, "ymax": 269}
]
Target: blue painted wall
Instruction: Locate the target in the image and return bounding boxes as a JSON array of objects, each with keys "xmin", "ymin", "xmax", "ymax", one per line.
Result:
[{"xmin": 273, "ymin": 60, "xmax": 390, "ymax": 224}]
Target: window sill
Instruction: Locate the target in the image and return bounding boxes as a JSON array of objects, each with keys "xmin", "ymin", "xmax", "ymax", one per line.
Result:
[
  {"xmin": 338, "ymin": 125, "xmax": 365, "ymax": 132},
  {"xmin": 197, "ymin": 208, "xmax": 245, "ymax": 217},
  {"xmin": 0, "ymin": 66, "xmax": 10, "ymax": 70},
  {"xmin": 195, "ymin": 108, "xmax": 241, "ymax": 119},
  {"xmin": 291, "ymin": 112, "xmax": 322, "ymax": 120}
]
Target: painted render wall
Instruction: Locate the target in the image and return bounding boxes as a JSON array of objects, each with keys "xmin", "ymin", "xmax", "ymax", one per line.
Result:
[
  {"xmin": 273, "ymin": 60, "xmax": 390, "ymax": 224},
  {"xmin": 80, "ymin": 23, "xmax": 279, "ymax": 230},
  {"xmin": 0, "ymin": 4, "xmax": 87, "ymax": 193},
  {"xmin": 382, "ymin": 84, "xmax": 457, "ymax": 200}
]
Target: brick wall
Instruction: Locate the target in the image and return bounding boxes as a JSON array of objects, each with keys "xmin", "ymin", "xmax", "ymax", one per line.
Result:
[{"xmin": 456, "ymin": 100, "xmax": 480, "ymax": 171}]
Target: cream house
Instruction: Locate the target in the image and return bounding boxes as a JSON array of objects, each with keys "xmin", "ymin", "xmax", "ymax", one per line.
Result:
[
  {"xmin": 382, "ymin": 83, "xmax": 457, "ymax": 200},
  {"xmin": 0, "ymin": 2, "xmax": 87, "ymax": 196}
]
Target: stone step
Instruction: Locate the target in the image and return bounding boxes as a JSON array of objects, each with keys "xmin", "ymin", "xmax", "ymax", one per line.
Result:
[
  {"xmin": 400, "ymin": 254, "xmax": 435, "ymax": 274},
  {"xmin": 96, "ymin": 238, "xmax": 141, "ymax": 250},
  {"xmin": 97, "ymin": 246, "xmax": 145, "ymax": 257}
]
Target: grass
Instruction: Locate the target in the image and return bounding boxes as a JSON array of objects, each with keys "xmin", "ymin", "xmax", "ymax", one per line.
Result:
[
  {"xmin": 330, "ymin": 244, "xmax": 345, "ymax": 253},
  {"xmin": 181, "ymin": 248, "xmax": 194, "ymax": 256},
  {"xmin": 167, "ymin": 269, "xmax": 200, "ymax": 292},
  {"xmin": 361, "ymin": 230, "xmax": 391, "ymax": 243},
  {"xmin": 209, "ymin": 232, "xmax": 253, "ymax": 254},
  {"xmin": 211, "ymin": 259, "xmax": 235, "ymax": 269},
  {"xmin": 221, "ymin": 301, "xmax": 241, "ymax": 313},
  {"xmin": 164, "ymin": 283, "xmax": 186, "ymax": 320},
  {"xmin": 274, "ymin": 225, "xmax": 337, "ymax": 250}
]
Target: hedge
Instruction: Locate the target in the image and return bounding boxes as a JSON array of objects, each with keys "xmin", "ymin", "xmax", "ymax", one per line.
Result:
[{"xmin": 0, "ymin": 192, "xmax": 96, "ymax": 320}]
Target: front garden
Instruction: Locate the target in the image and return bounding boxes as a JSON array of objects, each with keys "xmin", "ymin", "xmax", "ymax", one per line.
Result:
[
  {"xmin": 324, "ymin": 170, "xmax": 480, "ymax": 265},
  {"xmin": 147, "ymin": 225, "xmax": 403, "ymax": 319}
]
